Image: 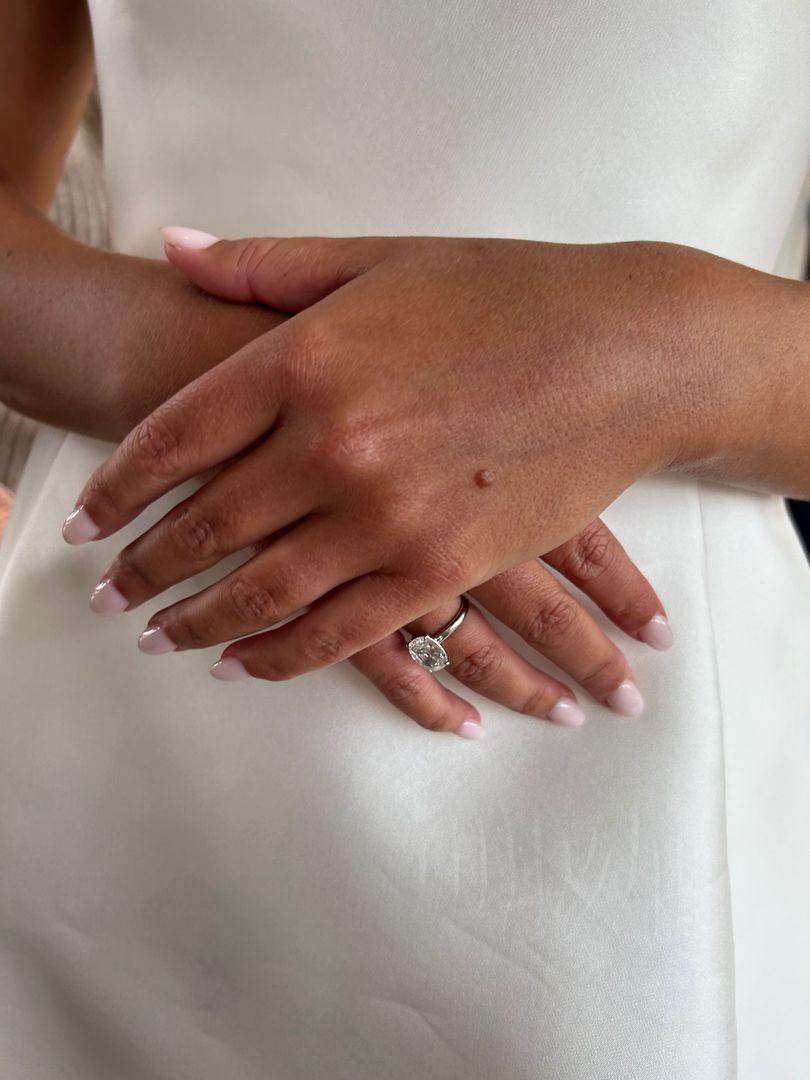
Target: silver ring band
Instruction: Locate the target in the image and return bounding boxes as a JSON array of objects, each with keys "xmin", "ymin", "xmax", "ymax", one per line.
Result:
[{"xmin": 407, "ymin": 596, "xmax": 470, "ymax": 672}]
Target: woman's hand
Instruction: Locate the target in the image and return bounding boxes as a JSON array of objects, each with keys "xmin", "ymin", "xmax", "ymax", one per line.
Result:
[
  {"xmin": 350, "ymin": 519, "xmax": 671, "ymax": 737},
  {"xmin": 65, "ymin": 233, "xmax": 715, "ymax": 712},
  {"xmin": 116, "ymin": 515, "xmax": 670, "ymax": 735},
  {"xmin": 0, "ymin": 196, "xmax": 669, "ymax": 734}
]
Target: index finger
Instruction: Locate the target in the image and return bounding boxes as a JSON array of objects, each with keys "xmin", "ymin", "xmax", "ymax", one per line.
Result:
[{"xmin": 62, "ymin": 326, "xmax": 289, "ymax": 543}]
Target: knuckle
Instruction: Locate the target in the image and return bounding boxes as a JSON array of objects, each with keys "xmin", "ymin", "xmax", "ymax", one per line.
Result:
[
  {"xmin": 167, "ymin": 505, "xmax": 219, "ymax": 561},
  {"xmin": 564, "ymin": 523, "xmax": 616, "ymax": 582},
  {"xmin": 416, "ymin": 550, "xmax": 476, "ymax": 593},
  {"xmin": 299, "ymin": 627, "xmax": 345, "ymax": 667},
  {"xmin": 449, "ymin": 642, "xmax": 503, "ymax": 687},
  {"xmin": 225, "ymin": 576, "xmax": 283, "ymax": 627},
  {"xmin": 281, "ymin": 315, "xmax": 333, "ymax": 387},
  {"xmin": 373, "ymin": 498, "xmax": 421, "ymax": 541},
  {"xmin": 234, "ymin": 236, "xmax": 283, "ymax": 285},
  {"xmin": 306, "ymin": 413, "xmax": 387, "ymax": 479},
  {"xmin": 129, "ymin": 412, "xmax": 182, "ymax": 481},
  {"xmin": 523, "ymin": 595, "xmax": 578, "ymax": 649},
  {"xmin": 379, "ymin": 670, "xmax": 426, "ymax": 707}
]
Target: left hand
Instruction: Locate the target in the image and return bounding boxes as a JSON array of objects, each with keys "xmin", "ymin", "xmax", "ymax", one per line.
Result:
[{"xmin": 66, "ymin": 232, "xmax": 698, "ymax": 686}]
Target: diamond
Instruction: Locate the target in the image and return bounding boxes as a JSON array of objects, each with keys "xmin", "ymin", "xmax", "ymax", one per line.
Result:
[{"xmin": 408, "ymin": 635, "xmax": 450, "ymax": 672}]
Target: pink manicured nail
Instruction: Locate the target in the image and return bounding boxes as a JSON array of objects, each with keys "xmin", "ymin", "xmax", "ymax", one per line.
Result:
[
  {"xmin": 548, "ymin": 698, "xmax": 586, "ymax": 727},
  {"xmin": 160, "ymin": 226, "xmax": 219, "ymax": 250},
  {"xmin": 638, "ymin": 614, "xmax": 673, "ymax": 651},
  {"xmin": 605, "ymin": 680, "xmax": 645, "ymax": 716},
  {"xmin": 455, "ymin": 719, "xmax": 485, "ymax": 740},
  {"xmin": 138, "ymin": 626, "xmax": 176, "ymax": 655},
  {"xmin": 89, "ymin": 578, "xmax": 128, "ymax": 616},
  {"xmin": 210, "ymin": 657, "xmax": 250, "ymax": 681},
  {"xmin": 62, "ymin": 505, "xmax": 100, "ymax": 545}
]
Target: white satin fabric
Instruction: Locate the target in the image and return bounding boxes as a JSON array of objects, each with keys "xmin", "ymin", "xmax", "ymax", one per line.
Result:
[{"xmin": 2, "ymin": 3, "xmax": 810, "ymax": 1077}]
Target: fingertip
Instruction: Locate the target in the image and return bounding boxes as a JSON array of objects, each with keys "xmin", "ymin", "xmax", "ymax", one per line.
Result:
[
  {"xmin": 637, "ymin": 614, "xmax": 674, "ymax": 651},
  {"xmin": 62, "ymin": 505, "xmax": 101, "ymax": 545},
  {"xmin": 548, "ymin": 697, "xmax": 586, "ymax": 727},
  {"xmin": 454, "ymin": 718, "xmax": 485, "ymax": 740},
  {"xmin": 160, "ymin": 225, "xmax": 220, "ymax": 252},
  {"xmin": 605, "ymin": 680, "xmax": 645, "ymax": 717},
  {"xmin": 210, "ymin": 656, "xmax": 250, "ymax": 681}
]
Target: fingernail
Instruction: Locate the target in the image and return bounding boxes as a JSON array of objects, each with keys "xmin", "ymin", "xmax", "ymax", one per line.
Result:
[
  {"xmin": 548, "ymin": 698, "xmax": 586, "ymax": 727},
  {"xmin": 455, "ymin": 719, "xmax": 485, "ymax": 740},
  {"xmin": 638, "ymin": 614, "xmax": 673, "ymax": 651},
  {"xmin": 210, "ymin": 657, "xmax": 249, "ymax": 681},
  {"xmin": 89, "ymin": 578, "xmax": 129, "ymax": 616},
  {"xmin": 138, "ymin": 626, "xmax": 176, "ymax": 655},
  {"xmin": 62, "ymin": 505, "xmax": 100, "ymax": 545},
  {"xmin": 605, "ymin": 680, "xmax": 645, "ymax": 716},
  {"xmin": 160, "ymin": 225, "xmax": 219, "ymax": 250}
]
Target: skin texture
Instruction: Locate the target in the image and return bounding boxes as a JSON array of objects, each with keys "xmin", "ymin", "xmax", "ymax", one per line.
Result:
[
  {"xmin": 0, "ymin": 161, "xmax": 672, "ymax": 732},
  {"xmin": 0, "ymin": 0, "xmax": 677, "ymax": 734},
  {"xmin": 68, "ymin": 230, "xmax": 809, "ymax": 719},
  {"xmin": 0, "ymin": 168, "xmax": 668, "ymax": 734}
]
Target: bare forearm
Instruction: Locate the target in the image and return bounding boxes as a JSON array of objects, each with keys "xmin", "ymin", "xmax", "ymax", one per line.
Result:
[
  {"xmin": 0, "ymin": 183, "xmax": 285, "ymax": 440},
  {"xmin": 0, "ymin": 0, "xmax": 94, "ymax": 209}
]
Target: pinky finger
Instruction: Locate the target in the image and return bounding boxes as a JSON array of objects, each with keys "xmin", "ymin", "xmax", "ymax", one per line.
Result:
[{"xmin": 351, "ymin": 634, "xmax": 485, "ymax": 740}]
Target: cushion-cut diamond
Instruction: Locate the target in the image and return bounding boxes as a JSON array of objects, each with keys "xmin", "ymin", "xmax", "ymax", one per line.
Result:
[{"xmin": 408, "ymin": 635, "xmax": 449, "ymax": 672}]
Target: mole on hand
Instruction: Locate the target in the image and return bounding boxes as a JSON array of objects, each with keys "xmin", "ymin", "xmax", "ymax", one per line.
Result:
[{"xmin": 474, "ymin": 469, "xmax": 495, "ymax": 489}]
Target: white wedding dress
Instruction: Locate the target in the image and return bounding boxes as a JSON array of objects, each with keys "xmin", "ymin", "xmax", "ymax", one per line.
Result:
[{"xmin": 2, "ymin": 3, "xmax": 810, "ymax": 1077}]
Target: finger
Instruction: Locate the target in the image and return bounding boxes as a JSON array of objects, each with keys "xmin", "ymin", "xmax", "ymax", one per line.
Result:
[
  {"xmin": 89, "ymin": 438, "xmax": 313, "ymax": 614},
  {"xmin": 404, "ymin": 600, "xmax": 585, "ymax": 728},
  {"xmin": 351, "ymin": 634, "xmax": 485, "ymax": 740},
  {"xmin": 211, "ymin": 572, "xmax": 437, "ymax": 682},
  {"xmin": 161, "ymin": 230, "xmax": 401, "ymax": 312},
  {"xmin": 543, "ymin": 519, "xmax": 673, "ymax": 650},
  {"xmin": 472, "ymin": 561, "xmax": 645, "ymax": 716},
  {"xmin": 63, "ymin": 325, "xmax": 291, "ymax": 543},
  {"xmin": 137, "ymin": 519, "xmax": 370, "ymax": 653}
]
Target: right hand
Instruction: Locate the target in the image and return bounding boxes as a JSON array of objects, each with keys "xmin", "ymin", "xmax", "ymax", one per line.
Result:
[{"xmin": 8, "ymin": 219, "xmax": 667, "ymax": 734}]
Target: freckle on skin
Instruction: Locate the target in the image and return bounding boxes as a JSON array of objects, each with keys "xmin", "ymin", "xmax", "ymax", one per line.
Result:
[{"xmin": 474, "ymin": 469, "xmax": 495, "ymax": 488}]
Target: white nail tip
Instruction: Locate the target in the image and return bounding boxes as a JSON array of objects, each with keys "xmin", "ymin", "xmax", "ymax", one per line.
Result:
[{"xmin": 160, "ymin": 226, "xmax": 220, "ymax": 250}]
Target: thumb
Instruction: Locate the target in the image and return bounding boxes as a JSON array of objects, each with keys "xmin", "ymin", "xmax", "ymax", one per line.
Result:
[{"xmin": 160, "ymin": 227, "xmax": 396, "ymax": 312}]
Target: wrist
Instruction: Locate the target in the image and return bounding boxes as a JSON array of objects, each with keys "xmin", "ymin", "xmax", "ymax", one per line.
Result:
[
  {"xmin": 635, "ymin": 245, "xmax": 782, "ymax": 483},
  {"xmin": 661, "ymin": 249, "xmax": 809, "ymax": 494}
]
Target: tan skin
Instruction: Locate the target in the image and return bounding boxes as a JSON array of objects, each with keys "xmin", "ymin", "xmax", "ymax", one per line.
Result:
[
  {"xmin": 3, "ymin": 184, "xmax": 668, "ymax": 731},
  {"xmin": 72, "ymin": 231, "xmax": 810, "ymax": 711},
  {"xmin": 19, "ymin": 1, "xmax": 808, "ymax": 736}
]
